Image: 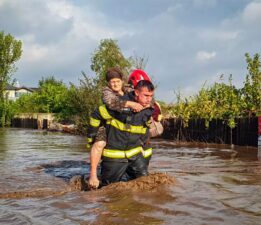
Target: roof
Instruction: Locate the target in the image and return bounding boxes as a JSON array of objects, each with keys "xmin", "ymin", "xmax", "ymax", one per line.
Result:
[
  {"xmin": 28, "ymin": 87, "xmax": 40, "ymax": 91},
  {"xmin": 5, "ymin": 84, "xmax": 16, "ymax": 90},
  {"xmin": 4, "ymin": 84, "xmax": 38, "ymax": 92},
  {"xmin": 15, "ymin": 86, "xmax": 34, "ymax": 92}
]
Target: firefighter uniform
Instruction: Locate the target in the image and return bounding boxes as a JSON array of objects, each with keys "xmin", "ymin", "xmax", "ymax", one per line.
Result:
[{"xmin": 87, "ymin": 101, "xmax": 153, "ymax": 186}]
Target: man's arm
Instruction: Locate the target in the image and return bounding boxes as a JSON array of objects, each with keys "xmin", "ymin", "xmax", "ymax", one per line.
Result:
[
  {"xmin": 87, "ymin": 108, "xmax": 105, "ymax": 189},
  {"xmin": 89, "ymin": 140, "xmax": 106, "ymax": 189}
]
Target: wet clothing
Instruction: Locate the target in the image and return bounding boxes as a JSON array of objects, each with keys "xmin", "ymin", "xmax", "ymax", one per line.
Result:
[
  {"xmin": 152, "ymin": 102, "xmax": 163, "ymax": 122},
  {"xmin": 101, "ymin": 86, "xmax": 164, "ymax": 138},
  {"xmin": 87, "ymin": 92, "xmax": 154, "ymax": 185},
  {"xmin": 94, "ymin": 126, "xmax": 106, "ymax": 142},
  {"xmin": 102, "ymin": 86, "xmax": 128, "ymax": 112},
  {"xmin": 101, "ymin": 153, "xmax": 148, "ymax": 185},
  {"xmin": 150, "ymin": 101, "xmax": 164, "ymax": 137},
  {"xmin": 88, "ymin": 104, "xmax": 153, "ymax": 159},
  {"xmin": 94, "ymin": 86, "xmax": 130, "ymax": 142}
]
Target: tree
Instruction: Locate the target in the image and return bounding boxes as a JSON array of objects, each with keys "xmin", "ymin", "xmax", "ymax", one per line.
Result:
[
  {"xmin": 242, "ymin": 53, "xmax": 261, "ymax": 116},
  {"xmin": 191, "ymin": 86, "xmax": 217, "ymax": 128},
  {"xmin": 65, "ymin": 39, "xmax": 133, "ymax": 133},
  {"xmin": 170, "ymin": 74, "xmax": 243, "ymax": 129},
  {"xmin": 34, "ymin": 76, "xmax": 68, "ymax": 113},
  {"xmin": 208, "ymin": 75, "xmax": 242, "ymax": 128},
  {"xmin": 13, "ymin": 76, "xmax": 69, "ymax": 116},
  {"xmin": 13, "ymin": 93, "xmax": 39, "ymax": 113},
  {"xmin": 0, "ymin": 31, "xmax": 22, "ymax": 100},
  {"xmin": 171, "ymin": 90, "xmax": 192, "ymax": 127},
  {"xmin": 0, "ymin": 31, "xmax": 22, "ymax": 126},
  {"xmin": 129, "ymin": 53, "xmax": 148, "ymax": 70},
  {"xmin": 65, "ymin": 72, "xmax": 102, "ymax": 133},
  {"xmin": 90, "ymin": 39, "xmax": 132, "ymax": 86}
]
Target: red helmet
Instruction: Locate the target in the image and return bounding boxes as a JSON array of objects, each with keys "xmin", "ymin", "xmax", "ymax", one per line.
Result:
[{"xmin": 128, "ymin": 69, "xmax": 152, "ymax": 88}]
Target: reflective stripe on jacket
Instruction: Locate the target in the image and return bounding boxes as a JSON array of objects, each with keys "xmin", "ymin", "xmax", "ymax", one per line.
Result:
[
  {"xmin": 102, "ymin": 146, "xmax": 152, "ymax": 159},
  {"xmin": 87, "ymin": 104, "xmax": 153, "ymax": 159}
]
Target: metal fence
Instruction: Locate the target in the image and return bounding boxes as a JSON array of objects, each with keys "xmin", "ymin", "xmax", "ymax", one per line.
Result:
[
  {"xmin": 162, "ymin": 117, "xmax": 258, "ymax": 147},
  {"xmin": 11, "ymin": 118, "xmax": 38, "ymax": 129}
]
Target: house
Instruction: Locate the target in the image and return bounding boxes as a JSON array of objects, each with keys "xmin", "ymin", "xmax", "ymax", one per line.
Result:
[{"xmin": 4, "ymin": 83, "xmax": 37, "ymax": 101}]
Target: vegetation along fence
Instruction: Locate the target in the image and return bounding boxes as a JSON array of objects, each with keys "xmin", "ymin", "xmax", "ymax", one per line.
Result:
[{"xmin": 162, "ymin": 117, "xmax": 258, "ymax": 147}]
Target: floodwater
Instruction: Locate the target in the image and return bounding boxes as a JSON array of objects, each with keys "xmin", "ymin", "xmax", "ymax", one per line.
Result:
[{"xmin": 0, "ymin": 128, "xmax": 260, "ymax": 225}]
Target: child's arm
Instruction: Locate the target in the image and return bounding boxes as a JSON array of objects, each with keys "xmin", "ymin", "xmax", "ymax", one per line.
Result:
[{"xmin": 102, "ymin": 87, "xmax": 143, "ymax": 112}]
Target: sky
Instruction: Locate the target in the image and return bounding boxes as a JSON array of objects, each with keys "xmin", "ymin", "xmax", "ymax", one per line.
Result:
[{"xmin": 0, "ymin": 0, "xmax": 260, "ymax": 103}]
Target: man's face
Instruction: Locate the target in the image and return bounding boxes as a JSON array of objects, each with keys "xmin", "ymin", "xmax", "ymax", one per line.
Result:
[
  {"xmin": 135, "ymin": 87, "xmax": 154, "ymax": 107},
  {"xmin": 108, "ymin": 78, "xmax": 123, "ymax": 93}
]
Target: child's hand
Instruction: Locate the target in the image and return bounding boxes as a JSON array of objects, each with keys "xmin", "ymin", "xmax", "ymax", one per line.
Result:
[{"xmin": 130, "ymin": 102, "xmax": 144, "ymax": 112}]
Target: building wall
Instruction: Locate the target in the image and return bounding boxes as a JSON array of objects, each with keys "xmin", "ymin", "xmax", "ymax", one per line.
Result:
[
  {"xmin": 4, "ymin": 90, "xmax": 16, "ymax": 99},
  {"xmin": 15, "ymin": 89, "xmax": 32, "ymax": 98},
  {"xmin": 4, "ymin": 88, "xmax": 33, "ymax": 101}
]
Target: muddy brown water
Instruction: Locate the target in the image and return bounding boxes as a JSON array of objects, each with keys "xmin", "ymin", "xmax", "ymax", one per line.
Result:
[{"xmin": 0, "ymin": 128, "xmax": 260, "ymax": 225}]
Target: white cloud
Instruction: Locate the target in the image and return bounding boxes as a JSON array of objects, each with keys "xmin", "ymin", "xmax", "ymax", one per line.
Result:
[
  {"xmin": 0, "ymin": 1, "xmax": 4, "ymax": 7},
  {"xmin": 242, "ymin": 1, "xmax": 261, "ymax": 24},
  {"xmin": 22, "ymin": 43, "xmax": 49, "ymax": 63},
  {"xmin": 1, "ymin": 0, "xmax": 260, "ymax": 102},
  {"xmin": 1, "ymin": 0, "xmax": 136, "ymax": 85},
  {"xmin": 47, "ymin": 1, "xmax": 74, "ymax": 20},
  {"xmin": 196, "ymin": 51, "xmax": 217, "ymax": 61},
  {"xmin": 199, "ymin": 30, "xmax": 239, "ymax": 42},
  {"xmin": 46, "ymin": 0, "xmax": 124, "ymax": 41}
]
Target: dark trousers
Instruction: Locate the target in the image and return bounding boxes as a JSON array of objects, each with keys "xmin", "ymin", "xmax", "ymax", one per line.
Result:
[{"xmin": 101, "ymin": 153, "xmax": 148, "ymax": 186}]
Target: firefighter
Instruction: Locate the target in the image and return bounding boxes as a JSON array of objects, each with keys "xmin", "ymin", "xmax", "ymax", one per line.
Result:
[
  {"xmin": 128, "ymin": 69, "xmax": 164, "ymax": 137},
  {"xmin": 87, "ymin": 80, "xmax": 154, "ymax": 187},
  {"xmin": 88, "ymin": 68, "xmax": 163, "ymax": 188},
  {"xmin": 88, "ymin": 68, "xmax": 145, "ymax": 189}
]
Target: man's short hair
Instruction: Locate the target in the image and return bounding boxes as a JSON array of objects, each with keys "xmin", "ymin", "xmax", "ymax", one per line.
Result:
[
  {"xmin": 106, "ymin": 67, "xmax": 123, "ymax": 82},
  {"xmin": 135, "ymin": 80, "xmax": 154, "ymax": 91}
]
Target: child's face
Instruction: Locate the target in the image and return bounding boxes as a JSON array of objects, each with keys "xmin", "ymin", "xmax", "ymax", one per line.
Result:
[{"xmin": 108, "ymin": 78, "xmax": 123, "ymax": 93}]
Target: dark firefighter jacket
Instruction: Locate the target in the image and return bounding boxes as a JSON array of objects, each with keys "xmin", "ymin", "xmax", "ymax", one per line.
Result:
[{"xmin": 87, "ymin": 94, "xmax": 154, "ymax": 160}]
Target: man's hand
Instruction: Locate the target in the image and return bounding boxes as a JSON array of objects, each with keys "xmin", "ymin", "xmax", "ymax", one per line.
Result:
[{"xmin": 88, "ymin": 175, "xmax": 100, "ymax": 189}]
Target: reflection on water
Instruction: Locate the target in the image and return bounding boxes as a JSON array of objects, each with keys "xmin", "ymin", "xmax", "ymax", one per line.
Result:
[{"xmin": 0, "ymin": 128, "xmax": 260, "ymax": 225}]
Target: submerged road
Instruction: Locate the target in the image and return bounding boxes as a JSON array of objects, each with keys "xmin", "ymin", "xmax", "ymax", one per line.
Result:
[{"xmin": 0, "ymin": 128, "xmax": 260, "ymax": 225}]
